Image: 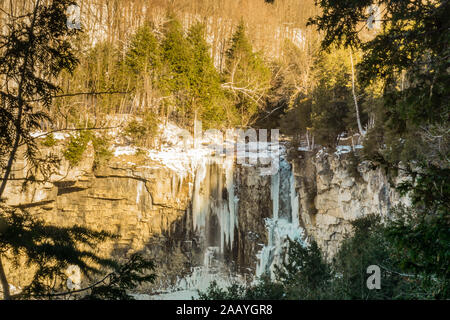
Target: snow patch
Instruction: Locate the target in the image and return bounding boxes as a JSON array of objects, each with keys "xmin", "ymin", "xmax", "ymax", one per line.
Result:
[
  {"xmin": 113, "ymin": 145, "xmax": 137, "ymax": 157},
  {"xmin": 30, "ymin": 131, "xmax": 69, "ymax": 140}
]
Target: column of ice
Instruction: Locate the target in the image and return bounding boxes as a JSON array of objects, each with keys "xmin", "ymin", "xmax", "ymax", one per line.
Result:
[
  {"xmin": 192, "ymin": 158, "xmax": 208, "ymax": 234},
  {"xmin": 256, "ymin": 156, "xmax": 305, "ymax": 280},
  {"xmin": 218, "ymin": 157, "xmax": 238, "ymax": 253},
  {"xmin": 136, "ymin": 180, "xmax": 145, "ymax": 221},
  {"xmin": 177, "ymin": 157, "xmax": 239, "ymax": 294}
]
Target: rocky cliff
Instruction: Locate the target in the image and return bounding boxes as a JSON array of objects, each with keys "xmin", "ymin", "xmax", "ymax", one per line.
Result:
[
  {"xmin": 3, "ymin": 142, "xmax": 196, "ymax": 291},
  {"xmin": 291, "ymin": 148, "xmax": 410, "ymax": 258},
  {"xmin": 1, "ymin": 137, "xmax": 410, "ymax": 294}
]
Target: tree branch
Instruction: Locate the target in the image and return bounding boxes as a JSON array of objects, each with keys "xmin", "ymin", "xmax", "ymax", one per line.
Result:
[
  {"xmin": 11, "ymin": 272, "xmax": 114, "ymax": 300},
  {"xmin": 26, "ymin": 91, "xmax": 130, "ymax": 103}
]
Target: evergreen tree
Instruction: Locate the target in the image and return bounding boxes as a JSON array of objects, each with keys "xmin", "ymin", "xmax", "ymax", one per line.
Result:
[
  {"xmin": 275, "ymin": 239, "xmax": 333, "ymax": 299},
  {"xmin": 309, "ymin": 49, "xmax": 357, "ymax": 146},
  {"xmin": 187, "ymin": 22, "xmax": 228, "ymax": 128},
  {"xmin": 84, "ymin": 42, "xmax": 125, "ymax": 115},
  {"xmin": 223, "ymin": 20, "xmax": 271, "ymax": 126},
  {"xmin": 0, "ymin": 205, "xmax": 113, "ymax": 299},
  {"xmin": 199, "ymin": 214, "xmax": 447, "ymax": 300},
  {"xmin": 309, "ymin": 0, "xmax": 449, "ymax": 298},
  {"xmin": 308, "ymin": 0, "xmax": 450, "ymax": 164},
  {"xmin": 0, "ymin": 0, "xmax": 155, "ymax": 300},
  {"xmin": 125, "ymin": 24, "xmax": 161, "ymax": 78},
  {"xmin": 333, "ymin": 216, "xmax": 406, "ymax": 300},
  {"xmin": 122, "ymin": 24, "xmax": 162, "ymax": 144},
  {"xmin": 0, "ymin": 0, "xmax": 78, "ymax": 201},
  {"xmin": 124, "ymin": 23, "xmax": 161, "ymax": 117},
  {"xmin": 155, "ymin": 17, "xmax": 229, "ymax": 128},
  {"xmin": 160, "ymin": 15, "xmax": 194, "ymax": 124},
  {"xmin": 386, "ymin": 164, "xmax": 450, "ymax": 298}
]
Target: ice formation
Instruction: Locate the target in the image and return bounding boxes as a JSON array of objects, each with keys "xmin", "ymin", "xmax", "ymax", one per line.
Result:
[
  {"xmin": 255, "ymin": 156, "xmax": 305, "ymax": 279},
  {"xmin": 191, "ymin": 156, "xmax": 238, "ymax": 254}
]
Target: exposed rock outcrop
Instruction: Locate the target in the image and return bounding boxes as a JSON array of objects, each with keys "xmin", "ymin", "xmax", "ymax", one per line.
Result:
[
  {"xmin": 1, "ymin": 139, "xmax": 410, "ymax": 293},
  {"xmin": 2, "ymin": 144, "xmax": 196, "ymax": 291},
  {"xmin": 291, "ymin": 148, "xmax": 410, "ymax": 258}
]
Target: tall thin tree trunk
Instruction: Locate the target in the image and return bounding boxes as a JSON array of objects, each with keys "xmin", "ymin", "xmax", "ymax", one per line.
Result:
[
  {"xmin": 350, "ymin": 51, "xmax": 364, "ymax": 136},
  {"xmin": 0, "ymin": 255, "xmax": 10, "ymax": 300},
  {"xmin": 306, "ymin": 130, "xmax": 310, "ymax": 150},
  {"xmin": 0, "ymin": 122, "xmax": 21, "ymax": 198}
]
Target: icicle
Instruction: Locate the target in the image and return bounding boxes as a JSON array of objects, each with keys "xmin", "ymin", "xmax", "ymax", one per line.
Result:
[
  {"xmin": 271, "ymin": 169, "xmax": 280, "ymax": 220},
  {"xmin": 223, "ymin": 157, "xmax": 238, "ymax": 252},
  {"xmin": 136, "ymin": 180, "xmax": 144, "ymax": 205},
  {"xmin": 192, "ymin": 158, "xmax": 208, "ymax": 234},
  {"xmin": 136, "ymin": 180, "xmax": 145, "ymax": 221}
]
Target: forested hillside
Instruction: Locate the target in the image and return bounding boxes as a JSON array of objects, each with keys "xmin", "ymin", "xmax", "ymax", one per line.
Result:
[{"xmin": 0, "ymin": 0, "xmax": 448, "ymax": 300}]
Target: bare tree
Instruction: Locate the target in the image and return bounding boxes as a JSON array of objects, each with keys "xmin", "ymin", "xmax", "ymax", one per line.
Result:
[{"xmin": 350, "ymin": 51, "xmax": 364, "ymax": 136}]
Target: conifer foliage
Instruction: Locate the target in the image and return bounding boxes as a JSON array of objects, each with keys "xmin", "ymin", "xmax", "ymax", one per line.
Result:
[
  {"xmin": 0, "ymin": 0, "xmax": 155, "ymax": 300},
  {"xmin": 224, "ymin": 21, "xmax": 271, "ymax": 126}
]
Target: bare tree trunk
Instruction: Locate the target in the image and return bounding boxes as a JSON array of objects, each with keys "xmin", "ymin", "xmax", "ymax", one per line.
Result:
[
  {"xmin": 193, "ymin": 108, "xmax": 198, "ymax": 148},
  {"xmin": 0, "ymin": 255, "xmax": 10, "ymax": 300},
  {"xmin": 306, "ymin": 130, "xmax": 310, "ymax": 150},
  {"xmin": 0, "ymin": 123, "xmax": 21, "ymax": 198},
  {"xmin": 350, "ymin": 51, "xmax": 364, "ymax": 136}
]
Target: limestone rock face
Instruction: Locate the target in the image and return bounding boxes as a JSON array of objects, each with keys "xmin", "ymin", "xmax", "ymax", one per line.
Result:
[
  {"xmin": 2, "ymin": 145, "xmax": 196, "ymax": 291},
  {"xmin": 1, "ymin": 144, "xmax": 270, "ymax": 291},
  {"xmin": 1, "ymin": 140, "xmax": 409, "ymax": 292},
  {"xmin": 292, "ymin": 150, "xmax": 410, "ymax": 258}
]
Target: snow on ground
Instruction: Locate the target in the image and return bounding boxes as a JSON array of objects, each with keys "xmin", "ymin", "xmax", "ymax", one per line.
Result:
[
  {"xmin": 334, "ymin": 144, "xmax": 364, "ymax": 156},
  {"xmin": 146, "ymin": 147, "xmax": 211, "ymax": 177},
  {"xmin": 158, "ymin": 122, "xmax": 193, "ymax": 148},
  {"xmin": 136, "ymin": 123, "xmax": 284, "ymax": 177},
  {"xmin": 335, "ymin": 145, "xmax": 352, "ymax": 155},
  {"xmin": 32, "ymin": 123, "xmax": 366, "ymax": 178},
  {"xmin": 31, "ymin": 122, "xmax": 231, "ymax": 177}
]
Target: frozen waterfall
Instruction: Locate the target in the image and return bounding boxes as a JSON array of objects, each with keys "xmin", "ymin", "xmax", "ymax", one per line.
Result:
[
  {"xmin": 256, "ymin": 156, "xmax": 305, "ymax": 279},
  {"xmin": 191, "ymin": 156, "xmax": 239, "ymax": 255},
  {"xmin": 164, "ymin": 156, "xmax": 242, "ymax": 298}
]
